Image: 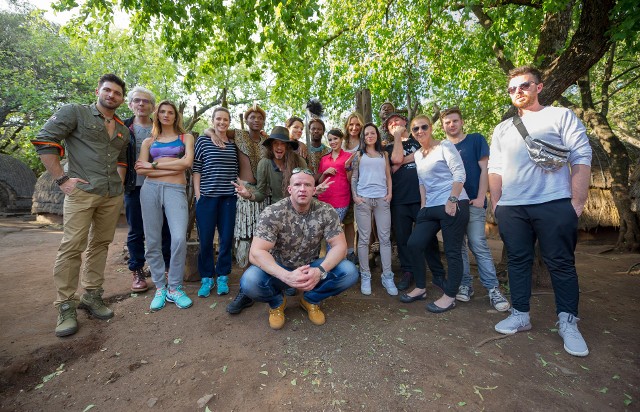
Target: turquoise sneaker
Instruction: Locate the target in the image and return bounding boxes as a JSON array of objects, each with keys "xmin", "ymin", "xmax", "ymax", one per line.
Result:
[
  {"xmin": 198, "ymin": 277, "xmax": 214, "ymax": 298},
  {"xmin": 166, "ymin": 286, "xmax": 193, "ymax": 309},
  {"xmin": 217, "ymin": 275, "xmax": 229, "ymax": 295},
  {"xmin": 150, "ymin": 287, "xmax": 167, "ymax": 312}
]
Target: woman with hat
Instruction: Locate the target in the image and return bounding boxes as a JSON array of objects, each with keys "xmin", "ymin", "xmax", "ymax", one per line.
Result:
[{"xmin": 233, "ymin": 126, "xmax": 307, "ymax": 204}]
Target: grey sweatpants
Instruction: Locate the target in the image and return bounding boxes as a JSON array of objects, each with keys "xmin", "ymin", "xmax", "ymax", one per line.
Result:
[
  {"xmin": 140, "ymin": 180, "xmax": 188, "ymax": 289},
  {"xmin": 355, "ymin": 197, "xmax": 393, "ymax": 276}
]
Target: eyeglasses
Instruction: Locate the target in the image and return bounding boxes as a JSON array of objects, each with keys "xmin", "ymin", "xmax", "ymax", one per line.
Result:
[
  {"xmin": 507, "ymin": 81, "xmax": 537, "ymax": 95},
  {"xmin": 411, "ymin": 124, "xmax": 430, "ymax": 133},
  {"xmin": 132, "ymin": 98, "xmax": 152, "ymax": 105},
  {"xmin": 292, "ymin": 167, "xmax": 314, "ymax": 176}
]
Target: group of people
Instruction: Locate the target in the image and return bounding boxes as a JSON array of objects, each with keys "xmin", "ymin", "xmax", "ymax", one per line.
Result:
[{"xmin": 33, "ymin": 65, "xmax": 592, "ymax": 358}]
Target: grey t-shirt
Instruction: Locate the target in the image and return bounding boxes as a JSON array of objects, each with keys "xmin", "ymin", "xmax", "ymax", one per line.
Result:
[{"xmin": 133, "ymin": 124, "xmax": 152, "ymax": 186}]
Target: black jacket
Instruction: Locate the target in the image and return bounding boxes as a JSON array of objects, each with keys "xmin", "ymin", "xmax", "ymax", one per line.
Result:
[{"xmin": 124, "ymin": 116, "xmax": 139, "ymax": 194}]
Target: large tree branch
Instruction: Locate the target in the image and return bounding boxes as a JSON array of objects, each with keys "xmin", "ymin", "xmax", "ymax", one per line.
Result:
[
  {"xmin": 451, "ymin": 0, "xmax": 541, "ymax": 10},
  {"xmin": 471, "ymin": 5, "xmax": 514, "ymax": 73},
  {"xmin": 538, "ymin": 0, "xmax": 615, "ymax": 105},
  {"xmin": 534, "ymin": 0, "xmax": 574, "ymax": 67},
  {"xmin": 599, "ymin": 43, "xmax": 615, "ymax": 116}
]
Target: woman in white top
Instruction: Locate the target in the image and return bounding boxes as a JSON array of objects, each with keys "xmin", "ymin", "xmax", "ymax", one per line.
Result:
[
  {"xmin": 351, "ymin": 123, "xmax": 396, "ymax": 296},
  {"xmin": 403, "ymin": 114, "xmax": 470, "ymax": 313}
]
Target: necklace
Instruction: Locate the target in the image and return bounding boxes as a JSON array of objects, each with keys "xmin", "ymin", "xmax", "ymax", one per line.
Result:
[{"xmin": 97, "ymin": 107, "xmax": 114, "ymax": 123}]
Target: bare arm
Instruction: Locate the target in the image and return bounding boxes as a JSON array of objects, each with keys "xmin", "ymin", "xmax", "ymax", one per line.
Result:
[
  {"xmin": 570, "ymin": 164, "xmax": 590, "ymax": 216},
  {"xmin": 383, "ymin": 152, "xmax": 392, "ymax": 202},
  {"xmin": 136, "ymin": 134, "xmax": 195, "ymax": 172},
  {"xmin": 193, "ymin": 172, "xmax": 201, "ymax": 199},
  {"xmin": 445, "ymin": 181, "xmax": 465, "ymax": 216},
  {"xmin": 350, "ymin": 153, "xmax": 363, "ymax": 204},
  {"xmin": 470, "ymin": 157, "xmax": 489, "ymax": 208},
  {"xmin": 249, "ymin": 237, "xmax": 316, "ymax": 289},
  {"xmin": 419, "ymin": 184, "xmax": 426, "ymax": 208},
  {"xmin": 488, "ymin": 173, "xmax": 502, "ymax": 214},
  {"xmin": 237, "ymin": 151, "xmax": 256, "ymax": 184}
]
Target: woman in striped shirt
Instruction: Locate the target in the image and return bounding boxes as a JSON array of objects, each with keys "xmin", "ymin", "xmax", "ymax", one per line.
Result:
[{"xmin": 193, "ymin": 107, "xmax": 239, "ymax": 298}]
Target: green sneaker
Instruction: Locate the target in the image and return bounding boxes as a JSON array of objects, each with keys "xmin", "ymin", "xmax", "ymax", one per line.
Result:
[
  {"xmin": 150, "ymin": 287, "xmax": 167, "ymax": 312},
  {"xmin": 79, "ymin": 288, "xmax": 114, "ymax": 320},
  {"xmin": 55, "ymin": 301, "xmax": 78, "ymax": 337}
]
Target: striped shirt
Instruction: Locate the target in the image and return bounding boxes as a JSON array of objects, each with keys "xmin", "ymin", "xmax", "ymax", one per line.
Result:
[{"xmin": 193, "ymin": 135, "xmax": 238, "ymax": 197}]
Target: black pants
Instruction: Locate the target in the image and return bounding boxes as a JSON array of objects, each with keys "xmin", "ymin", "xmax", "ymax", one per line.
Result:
[
  {"xmin": 407, "ymin": 201, "xmax": 469, "ymax": 297},
  {"xmin": 391, "ymin": 202, "xmax": 421, "ymax": 273},
  {"xmin": 495, "ymin": 198, "xmax": 579, "ymax": 315}
]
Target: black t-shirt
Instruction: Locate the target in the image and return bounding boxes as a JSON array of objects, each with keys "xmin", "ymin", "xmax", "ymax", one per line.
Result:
[{"xmin": 385, "ymin": 136, "xmax": 421, "ymax": 205}]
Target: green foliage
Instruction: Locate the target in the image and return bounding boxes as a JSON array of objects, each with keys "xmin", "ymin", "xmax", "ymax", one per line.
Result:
[{"xmin": 0, "ymin": 9, "xmax": 94, "ymax": 172}]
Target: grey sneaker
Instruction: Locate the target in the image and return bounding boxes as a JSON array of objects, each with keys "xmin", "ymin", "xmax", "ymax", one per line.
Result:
[
  {"xmin": 381, "ymin": 272, "xmax": 398, "ymax": 296},
  {"xmin": 557, "ymin": 312, "xmax": 589, "ymax": 357},
  {"xmin": 360, "ymin": 272, "xmax": 372, "ymax": 295},
  {"xmin": 488, "ymin": 287, "xmax": 510, "ymax": 312},
  {"xmin": 55, "ymin": 301, "xmax": 78, "ymax": 337},
  {"xmin": 495, "ymin": 308, "xmax": 532, "ymax": 334},
  {"xmin": 79, "ymin": 288, "xmax": 114, "ymax": 320},
  {"xmin": 455, "ymin": 285, "xmax": 474, "ymax": 302}
]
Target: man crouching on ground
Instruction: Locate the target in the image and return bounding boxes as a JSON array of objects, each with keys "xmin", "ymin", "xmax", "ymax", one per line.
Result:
[{"xmin": 240, "ymin": 169, "xmax": 359, "ymax": 329}]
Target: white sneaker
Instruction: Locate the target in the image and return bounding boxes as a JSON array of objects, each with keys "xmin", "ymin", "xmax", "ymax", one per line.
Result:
[
  {"xmin": 488, "ymin": 287, "xmax": 510, "ymax": 312},
  {"xmin": 360, "ymin": 273, "xmax": 372, "ymax": 295},
  {"xmin": 557, "ymin": 312, "xmax": 589, "ymax": 357},
  {"xmin": 381, "ymin": 273, "xmax": 398, "ymax": 296},
  {"xmin": 495, "ymin": 308, "xmax": 532, "ymax": 334}
]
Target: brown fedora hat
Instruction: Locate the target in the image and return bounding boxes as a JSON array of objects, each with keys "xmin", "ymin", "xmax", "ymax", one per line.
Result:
[{"xmin": 262, "ymin": 126, "xmax": 299, "ymax": 151}]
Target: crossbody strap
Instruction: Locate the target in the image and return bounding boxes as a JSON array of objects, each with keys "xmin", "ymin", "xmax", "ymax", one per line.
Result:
[{"xmin": 512, "ymin": 115, "xmax": 530, "ymax": 141}]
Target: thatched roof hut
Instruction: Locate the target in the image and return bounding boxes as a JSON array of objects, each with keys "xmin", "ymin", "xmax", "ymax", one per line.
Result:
[
  {"xmin": 31, "ymin": 162, "xmax": 65, "ymax": 216},
  {"xmin": 487, "ymin": 137, "xmax": 640, "ymax": 230},
  {"xmin": 0, "ymin": 154, "xmax": 37, "ymax": 213}
]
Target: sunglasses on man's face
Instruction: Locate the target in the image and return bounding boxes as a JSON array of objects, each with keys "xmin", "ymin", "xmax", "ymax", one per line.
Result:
[
  {"xmin": 507, "ymin": 81, "xmax": 537, "ymax": 95},
  {"xmin": 411, "ymin": 124, "xmax": 430, "ymax": 133},
  {"xmin": 292, "ymin": 167, "xmax": 314, "ymax": 176}
]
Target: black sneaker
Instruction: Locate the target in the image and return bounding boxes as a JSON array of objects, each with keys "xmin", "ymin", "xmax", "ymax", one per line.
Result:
[
  {"xmin": 226, "ymin": 291, "xmax": 254, "ymax": 314},
  {"xmin": 347, "ymin": 252, "xmax": 358, "ymax": 265},
  {"xmin": 397, "ymin": 271, "xmax": 413, "ymax": 291}
]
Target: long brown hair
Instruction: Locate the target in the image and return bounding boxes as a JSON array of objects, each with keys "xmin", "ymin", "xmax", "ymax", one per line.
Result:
[
  {"xmin": 266, "ymin": 142, "xmax": 306, "ymax": 196},
  {"xmin": 151, "ymin": 100, "xmax": 186, "ymax": 138}
]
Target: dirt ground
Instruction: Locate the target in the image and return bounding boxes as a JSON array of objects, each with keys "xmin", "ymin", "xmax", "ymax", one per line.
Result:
[{"xmin": 0, "ymin": 216, "xmax": 638, "ymax": 412}]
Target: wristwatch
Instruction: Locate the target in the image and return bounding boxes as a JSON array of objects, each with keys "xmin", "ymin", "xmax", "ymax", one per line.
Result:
[
  {"xmin": 318, "ymin": 265, "xmax": 328, "ymax": 280},
  {"xmin": 448, "ymin": 196, "xmax": 459, "ymax": 203},
  {"xmin": 151, "ymin": 161, "xmax": 158, "ymax": 169},
  {"xmin": 55, "ymin": 175, "xmax": 70, "ymax": 186}
]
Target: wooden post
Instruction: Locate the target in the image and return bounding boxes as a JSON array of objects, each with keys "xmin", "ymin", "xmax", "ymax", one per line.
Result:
[{"xmin": 361, "ymin": 89, "xmax": 372, "ymax": 123}]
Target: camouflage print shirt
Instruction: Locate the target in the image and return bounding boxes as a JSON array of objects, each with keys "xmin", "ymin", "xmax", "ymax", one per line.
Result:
[{"xmin": 254, "ymin": 197, "xmax": 343, "ymax": 268}]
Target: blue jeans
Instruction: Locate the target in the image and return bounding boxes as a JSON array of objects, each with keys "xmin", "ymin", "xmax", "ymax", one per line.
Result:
[
  {"xmin": 240, "ymin": 258, "xmax": 358, "ymax": 308},
  {"xmin": 140, "ymin": 180, "xmax": 188, "ymax": 289},
  {"xmin": 460, "ymin": 205, "xmax": 499, "ymax": 290},
  {"xmin": 407, "ymin": 201, "xmax": 470, "ymax": 297},
  {"xmin": 124, "ymin": 186, "xmax": 171, "ymax": 271},
  {"xmin": 495, "ymin": 198, "xmax": 579, "ymax": 315},
  {"xmin": 195, "ymin": 195, "xmax": 237, "ymax": 278}
]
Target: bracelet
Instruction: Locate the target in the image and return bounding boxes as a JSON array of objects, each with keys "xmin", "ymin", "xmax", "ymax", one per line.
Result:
[
  {"xmin": 55, "ymin": 175, "xmax": 70, "ymax": 186},
  {"xmin": 151, "ymin": 161, "xmax": 158, "ymax": 169}
]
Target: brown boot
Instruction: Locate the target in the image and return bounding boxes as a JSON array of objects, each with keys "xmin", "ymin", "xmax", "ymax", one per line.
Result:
[{"xmin": 131, "ymin": 268, "xmax": 149, "ymax": 292}]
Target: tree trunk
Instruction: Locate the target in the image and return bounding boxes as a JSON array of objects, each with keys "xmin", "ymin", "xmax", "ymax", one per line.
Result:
[{"xmin": 577, "ymin": 107, "xmax": 640, "ymax": 251}]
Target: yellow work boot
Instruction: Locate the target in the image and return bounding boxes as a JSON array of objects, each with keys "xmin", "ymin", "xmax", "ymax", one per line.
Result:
[
  {"xmin": 300, "ymin": 298, "xmax": 325, "ymax": 325},
  {"xmin": 268, "ymin": 297, "xmax": 287, "ymax": 330}
]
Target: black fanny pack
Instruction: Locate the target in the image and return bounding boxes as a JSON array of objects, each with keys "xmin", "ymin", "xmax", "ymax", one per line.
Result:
[{"xmin": 513, "ymin": 115, "xmax": 570, "ymax": 172}]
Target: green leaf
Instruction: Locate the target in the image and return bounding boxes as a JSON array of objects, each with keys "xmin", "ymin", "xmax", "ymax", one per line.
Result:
[
  {"xmin": 458, "ymin": 401, "xmax": 467, "ymax": 406},
  {"xmin": 599, "ymin": 387, "xmax": 608, "ymax": 393},
  {"xmin": 173, "ymin": 338, "xmax": 182, "ymax": 344},
  {"xmin": 291, "ymin": 378, "xmax": 297, "ymax": 386},
  {"xmin": 82, "ymin": 405, "xmax": 95, "ymax": 412},
  {"xmin": 260, "ymin": 371, "xmax": 269, "ymax": 375},
  {"xmin": 222, "ymin": 365, "xmax": 228, "ymax": 373},
  {"xmin": 209, "ymin": 302, "xmax": 218, "ymax": 309}
]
